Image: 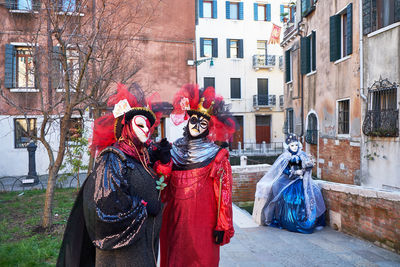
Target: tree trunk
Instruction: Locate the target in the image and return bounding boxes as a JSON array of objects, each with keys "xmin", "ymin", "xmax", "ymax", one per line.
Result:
[{"xmin": 42, "ymin": 168, "xmax": 57, "ymax": 228}]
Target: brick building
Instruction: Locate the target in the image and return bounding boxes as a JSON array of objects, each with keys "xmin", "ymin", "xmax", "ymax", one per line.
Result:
[
  {"xmin": 282, "ymin": 0, "xmax": 361, "ymax": 184},
  {"xmin": 0, "ymin": 0, "xmax": 196, "ymax": 176}
]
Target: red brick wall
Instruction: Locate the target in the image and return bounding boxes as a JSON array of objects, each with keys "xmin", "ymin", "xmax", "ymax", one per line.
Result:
[
  {"xmin": 232, "ymin": 171, "xmax": 265, "ymax": 203},
  {"xmin": 306, "ymin": 138, "xmax": 360, "ymax": 184},
  {"xmin": 322, "ymin": 188, "xmax": 400, "ymax": 253}
]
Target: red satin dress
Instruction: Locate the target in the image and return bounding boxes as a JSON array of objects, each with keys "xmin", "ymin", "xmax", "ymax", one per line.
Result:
[{"xmin": 160, "ymin": 149, "xmax": 234, "ymax": 267}]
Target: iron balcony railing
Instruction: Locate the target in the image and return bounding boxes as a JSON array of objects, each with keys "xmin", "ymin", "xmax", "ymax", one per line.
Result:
[
  {"xmin": 252, "ymin": 55, "xmax": 276, "ymax": 69},
  {"xmin": 362, "ymin": 109, "xmax": 399, "ymax": 137},
  {"xmin": 253, "ymin": 95, "xmax": 276, "ymax": 107},
  {"xmin": 305, "ymin": 129, "xmax": 318, "ymax": 145}
]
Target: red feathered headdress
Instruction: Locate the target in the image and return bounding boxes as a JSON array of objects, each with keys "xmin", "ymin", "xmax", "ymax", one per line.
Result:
[
  {"xmin": 90, "ymin": 83, "xmax": 162, "ymax": 156},
  {"xmin": 170, "ymin": 84, "xmax": 236, "ymax": 142}
]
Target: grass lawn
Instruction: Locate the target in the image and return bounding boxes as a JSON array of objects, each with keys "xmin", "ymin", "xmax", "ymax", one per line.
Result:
[{"xmin": 0, "ymin": 188, "xmax": 76, "ymax": 267}]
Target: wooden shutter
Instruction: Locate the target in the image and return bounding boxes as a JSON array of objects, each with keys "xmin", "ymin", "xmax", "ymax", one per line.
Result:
[
  {"xmin": 266, "ymin": 4, "xmax": 271, "ymax": 21},
  {"xmin": 301, "ymin": 0, "xmax": 307, "ymax": 16},
  {"xmin": 226, "ymin": 39, "xmax": 231, "ymax": 58},
  {"xmin": 312, "ymin": 31, "xmax": 316, "ymax": 71},
  {"xmin": 226, "ymin": 1, "xmax": 230, "ymax": 19},
  {"xmin": 33, "ymin": 0, "xmax": 40, "ymax": 11},
  {"xmin": 330, "ymin": 15, "xmax": 340, "ymax": 62},
  {"xmin": 395, "ymin": 0, "xmax": 400, "ymax": 23},
  {"xmin": 300, "ymin": 37, "xmax": 310, "ymax": 74},
  {"xmin": 199, "ymin": 0, "xmax": 204, "ymax": 18},
  {"xmin": 238, "ymin": 39, "xmax": 243, "ymax": 58},
  {"xmin": 5, "ymin": 0, "xmax": 16, "ymax": 9},
  {"xmin": 280, "ymin": 5, "xmax": 284, "ymax": 22},
  {"xmin": 213, "ymin": 0, "xmax": 218, "ymax": 18},
  {"xmin": 4, "ymin": 44, "xmax": 15, "ymax": 88},
  {"xmin": 285, "ymin": 50, "xmax": 291, "ymax": 82},
  {"xmin": 239, "ymin": 2, "xmax": 243, "ymax": 20},
  {"xmin": 254, "ymin": 3, "xmax": 258, "ymax": 21},
  {"xmin": 362, "ymin": 0, "xmax": 372, "ymax": 35},
  {"xmin": 212, "ymin": 38, "xmax": 218, "ymax": 57},
  {"xmin": 346, "ymin": 3, "xmax": 353, "ymax": 55},
  {"xmin": 52, "ymin": 46, "xmax": 62, "ymax": 89},
  {"xmin": 200, "ymin": 38, "xmax": 205, "ymax": 57}
]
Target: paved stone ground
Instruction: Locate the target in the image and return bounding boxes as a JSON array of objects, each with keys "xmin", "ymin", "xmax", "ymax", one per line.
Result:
[{"xmin": 221, "ymin": 206, "xmax": 400, "ymax": 267}]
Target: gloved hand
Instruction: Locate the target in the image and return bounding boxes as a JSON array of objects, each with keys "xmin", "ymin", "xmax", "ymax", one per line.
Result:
[
  {"xmin": 294, "ymin": 170, "xmax": 303, "ymax": 176},
  {"xmin": 155, "ymin": 138, "xmax": 172, "ymax": 164},
  {"xmin": 213, "ymin": 230, "xmax": 224, "ymax": 245}
]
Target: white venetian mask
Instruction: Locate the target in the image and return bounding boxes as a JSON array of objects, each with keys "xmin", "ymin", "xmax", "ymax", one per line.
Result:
[
  {"xmin": 131, "ymin": 115, "xmax": 150, "ymax": 143},
  {"xmin": 288, "ymin": 142, "xmax": 299, "ymax": 153}
]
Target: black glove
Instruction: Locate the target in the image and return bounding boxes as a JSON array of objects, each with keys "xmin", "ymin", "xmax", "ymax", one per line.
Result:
[
  {"xmin": 156, "ymin": 138, "xmax": 172, "ymax": 164},
  {"xmin": 213, "ymin": 230, "xmax": 224, "ymax": 245}
]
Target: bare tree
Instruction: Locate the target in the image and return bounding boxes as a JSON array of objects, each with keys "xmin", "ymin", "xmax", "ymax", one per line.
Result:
[{"xmin": 0, "ymin": 0, "xmax": 161, "ymax": 228}]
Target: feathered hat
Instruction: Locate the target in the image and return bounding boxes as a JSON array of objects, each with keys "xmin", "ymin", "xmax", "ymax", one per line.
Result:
[
  {"xmin": 90, "ymin": 83, "xmax": 162, "ymax": 156},
  {"xmin": 170, "ymin": 84, "xmax": 237, "ymax": 142}
]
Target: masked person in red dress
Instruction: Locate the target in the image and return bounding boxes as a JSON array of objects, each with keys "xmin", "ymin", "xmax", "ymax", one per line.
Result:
[{"xmin": 160, "ymin": 84, "xmax": 236, "ymax": 267}]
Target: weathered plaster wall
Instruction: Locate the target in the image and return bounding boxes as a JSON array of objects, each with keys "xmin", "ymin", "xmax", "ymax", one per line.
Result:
[{"xmin": 361, "ymin": 24, "xmax": 400, "ymax": 190}]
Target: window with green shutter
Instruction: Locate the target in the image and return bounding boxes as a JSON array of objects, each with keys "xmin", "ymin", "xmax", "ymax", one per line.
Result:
[
  {"xmin": 301, "ymin": 0, "xmax": 316, "ymax": 17},
  {"xmin": 363, "ymin": 0, "xmax": 400, "ymax": 35},
  {"xmin": 285, "ymin": 49, "xmax": 292, "ymax": 82},
  {"xmin": 301, "ymin": 31, "xmax": 316, "ymax": 74},
  {"xmin": 330, "ymin": 4, "xmax": 352, "ymax": 62}
]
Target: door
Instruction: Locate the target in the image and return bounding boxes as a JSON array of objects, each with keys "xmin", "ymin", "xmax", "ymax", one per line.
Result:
[
  {"xmin": 231, "ymin": 116, "xmax": 244, "ymax": 149},
  {"xmin": 256, "ymin": 115, "xmax": 271, "ymax": 143}
]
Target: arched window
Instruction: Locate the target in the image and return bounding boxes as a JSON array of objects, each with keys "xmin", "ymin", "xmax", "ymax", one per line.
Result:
[{"xmin": 306, "ymin": 113, "xmax": 318, "ymax": 144}]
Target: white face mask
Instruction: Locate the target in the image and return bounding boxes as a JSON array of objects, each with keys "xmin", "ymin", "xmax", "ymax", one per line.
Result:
[
  {"xmin": 289, "ymin": 142, "xmax": 299, "ymax": 153},
  {"xmin": 131, "ymin": 115, "xmax": 150, "ymax": 143},
  {"xmin": 188, "ymin": 114, "xmax": 209, "ymax": 137}
]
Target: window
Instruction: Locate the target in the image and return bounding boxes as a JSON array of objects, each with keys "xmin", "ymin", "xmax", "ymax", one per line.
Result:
[
  {"xmin": 363, "ymin": 0, "xmax": 400, "ymax": 34},
  {"xmin": 6, "ymin": 0, "xmax": 40, "ymax": 11},
  {"xmin": 226, "ymin": 39, "xmax": 243, "ymax": 58},
  {"xmin": 301, "ymin": 31, "xmax": 316, "ymax": 74},
  {"xmin": 200, "ymin": 0, "xmax": 217, "ymax": 19},
  {"xmin": 200, "ymin": 38, "xmax": 218, "ymax": 58},
  {"xmin": 4, "ymin": 45, "xmax": 35, "ymax": 89},
  {"xmin": 52, "ymin": 47, "xmax": 80, "ymax": 89},
  {"xmin": 62, "ymin": 117, "xmax": 83, "ymax": 141},
  {"xmin": 306, "ymin": 113, "xmax": 318, "ymax": 144},
  {"xmin": 230, "ymin": 78, "xmax": 241, "ymax": 99},
  {"xmin": 226, "ymin": 1, "xmax": 243, "ymax": 20},
  {"xmin": 204, "ymin": 77, "xmax": 215, "ymax": 89},
  {"xmin": 60, "ymin": 0, "xmax": 76, "ymax": 12},
  {"xmin": 14, "ymin": 118, "xmax": 37, "ymax": 148},
  {"xmin": 330, "ymin": 4, "xmax": 353, "ymax": 62},
  {"xmin": 257, "ymin": 40, "xmax": 267, "ymax": 56},
  {"xmin": 285, "ymin": 49, "xmax": 292, "ymax": 82},
  {"xmin": 363, "ymin": 78, "xmax": 399, "ymax": 137},
  {"xmin": 338, "ymin": 99, "xmax": 350, "ymax": 135},
  {"xmin": 285, "ymin": 109, "xmax": 294, "ymax": 134},
  {"xmin": 301, "ymin": 0, "xmax": 316, "ymax": 17},
  {"xmin": 281, "ymin": 4, "xmax": 296, "ymax": 22},
  {"xmin": 254, "ymin": 3, "xmax": 271, "ymax": 21}
]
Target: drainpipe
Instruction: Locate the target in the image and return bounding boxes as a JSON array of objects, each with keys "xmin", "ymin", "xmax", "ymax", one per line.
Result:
[
  {"xmin": 359, "ymin": 1, "xmax": 367, "ymax": 102},
  {"xmin": 297, "ymin": 19, "xmax": 304, "ymax": 139}
]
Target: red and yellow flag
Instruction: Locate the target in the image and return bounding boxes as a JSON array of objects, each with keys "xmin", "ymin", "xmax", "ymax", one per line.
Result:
[{"xmin": 268, "ymin": 24, "xmax": 282, "ymax": 45}]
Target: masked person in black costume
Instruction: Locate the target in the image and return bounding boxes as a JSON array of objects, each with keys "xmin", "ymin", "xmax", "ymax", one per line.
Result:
[{"xmin": 57, "ymin": 83, "xmax": 172, "ymax": 267}]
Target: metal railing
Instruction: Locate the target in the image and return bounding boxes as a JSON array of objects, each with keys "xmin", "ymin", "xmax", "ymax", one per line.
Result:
[
  {"xmin": 230, "ymin": 141, "xmax": 284, "ymax": 156},
  {"xmin": 362, "ymin": 109, "xmax": 399, "ymax": 137},
  {"xmin": 253, "ymin": 94, "xmax": 276, "ymax": 107},
  {"xmin": 252, "ymin": 55, "xmax": 276, "ymax": 69}
]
